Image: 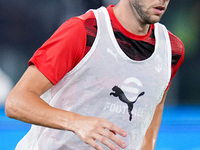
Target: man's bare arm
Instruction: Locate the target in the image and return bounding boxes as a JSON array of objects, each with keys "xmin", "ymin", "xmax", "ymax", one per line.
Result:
[
  {"xmin": 5, "ymin": 65, "xmax": 127, "ymax": 150},
  {"xmin": 141, "ymin": 90, "xmax": 168, "ymax": 150}
]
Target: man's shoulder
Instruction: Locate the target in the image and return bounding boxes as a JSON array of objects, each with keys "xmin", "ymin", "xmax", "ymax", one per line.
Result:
[
  {"xmin": 155, "ymin": 23, "xmax": 184, "ymax": 50},
  {"xmin": 77, "ymin": 10, "xmax": 96, "ymax": 22},
  {"xmin": 168, "ymin": 31, "xmax": 185, "ymax": 55},
  {"xmin": 168, "ymin": 31, "xmax": 184, "ymax": 49},
  {"xmin": 65, "ymin": 9, "xmax": 97, "ymax": 31},
  {"xmin": 60, "ymin": 10, "xmax": 96, "ymax": 29}
]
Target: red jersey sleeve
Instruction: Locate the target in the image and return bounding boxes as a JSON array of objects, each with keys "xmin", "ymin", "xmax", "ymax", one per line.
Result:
[
  {"xmin": 169, "ymin": 31, "xmax": 185, "ymax": 79},
  {"xmin": 28, "ymin": 17, "xmax": 87, "ymax": 85},
  {"xmin": 166, "ymin": 31, "xmax": 185, "ymax": 90}
]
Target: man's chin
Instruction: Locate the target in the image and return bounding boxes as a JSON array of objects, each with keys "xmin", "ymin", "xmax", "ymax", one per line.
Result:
[
  {"xmin": 152, "ymin": 15, "xmax": 163, "ymax": 23},
  {"xmin": 146, "ymin": 17, "xmax": 162, "ymax": 24}
]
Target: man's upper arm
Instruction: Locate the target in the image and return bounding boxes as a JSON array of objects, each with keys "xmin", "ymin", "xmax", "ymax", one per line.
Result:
[
  {"xmin": 28, "ymin": 17, "xmax": 87, "ymax": 85},
  {"xmin": 18, "ymin": 65, "xmax": 53, "ymax": 95},
  {"xmin": 5, "ymin": 65, "xmax": 53, "ymax": 118}
]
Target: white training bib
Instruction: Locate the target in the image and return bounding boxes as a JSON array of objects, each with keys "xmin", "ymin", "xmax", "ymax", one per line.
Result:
[{"xmin": 16, "ymin": 7, "xmax": 171, "ymax": 150}]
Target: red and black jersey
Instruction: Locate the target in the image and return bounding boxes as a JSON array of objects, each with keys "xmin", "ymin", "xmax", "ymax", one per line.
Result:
[{"xmin": 29, "ymin": 5, "xmax": 184, "ymax": 89}]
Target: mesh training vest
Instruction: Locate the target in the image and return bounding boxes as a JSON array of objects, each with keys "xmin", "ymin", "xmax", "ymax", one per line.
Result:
[{"xmin": 16, "ymin": 7, "xmax": 171, "ymax": 150}]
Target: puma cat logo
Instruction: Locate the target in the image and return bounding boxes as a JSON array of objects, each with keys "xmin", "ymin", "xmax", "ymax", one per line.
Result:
[{"xmin": 110, "ymin": 86, "xmax": 145, "ymax": 121}]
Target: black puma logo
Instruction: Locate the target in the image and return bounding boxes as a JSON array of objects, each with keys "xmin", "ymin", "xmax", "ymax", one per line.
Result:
[{"xmin": 110, "ymin": 86, "xmax": 145, "ymax": 121}]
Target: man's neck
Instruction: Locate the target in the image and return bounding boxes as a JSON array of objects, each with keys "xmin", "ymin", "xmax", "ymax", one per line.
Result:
[{"xmin": 112, "ymin": 2, "xmax": 150, "ymax": 36}]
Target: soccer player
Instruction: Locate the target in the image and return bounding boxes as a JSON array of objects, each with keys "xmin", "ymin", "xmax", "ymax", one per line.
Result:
[{"xmin": 5, "ymin": 0, "xmax": 184, "ymax": 149}]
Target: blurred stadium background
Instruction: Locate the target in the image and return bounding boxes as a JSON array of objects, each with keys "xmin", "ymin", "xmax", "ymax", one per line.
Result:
[{"xmin": 0, "ymin": 0, "xmax": 200, "ymax": 149}]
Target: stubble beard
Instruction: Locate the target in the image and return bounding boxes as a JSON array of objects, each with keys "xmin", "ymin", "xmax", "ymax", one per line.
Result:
[{"xmin": 132, "ymin": 0, "xmax": 161, "ymax": 24}]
